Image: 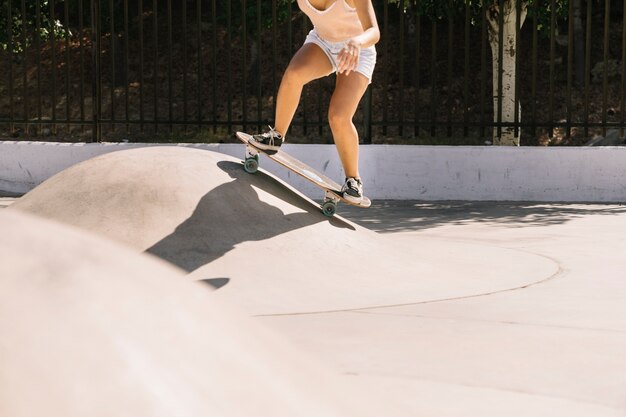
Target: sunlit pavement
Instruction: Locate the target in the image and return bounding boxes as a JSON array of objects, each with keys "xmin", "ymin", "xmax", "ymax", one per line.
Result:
[{"xmin": 4, "ymin": 188, "xmax": 626, "ymax": 416}]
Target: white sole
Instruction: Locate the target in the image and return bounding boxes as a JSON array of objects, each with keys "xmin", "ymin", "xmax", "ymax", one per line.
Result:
[
  {"xmin": 250, "ymin": 138, "xmax": 281, "ymax": 152},
  {"xmin": 343, "ymin": 193, "xmax": 364, "ymax": 204}
]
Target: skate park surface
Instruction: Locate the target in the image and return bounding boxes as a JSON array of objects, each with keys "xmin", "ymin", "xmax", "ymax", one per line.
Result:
[{"xmin": 2, "ymin": 146, "xmax": 626, "ymax": 416}]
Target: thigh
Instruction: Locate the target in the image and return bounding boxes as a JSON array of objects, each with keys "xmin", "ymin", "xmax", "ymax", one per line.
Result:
[
  {"xmin": 285, "ymin": 43, "xmax": 334, "ymax": 84},
  {"xmin": 329, "ymin": 72, "xmax": 370, "ymax": 117}
]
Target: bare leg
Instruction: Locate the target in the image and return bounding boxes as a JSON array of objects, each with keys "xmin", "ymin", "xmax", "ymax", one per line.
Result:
[
  {"xmin": 328, "ymin": 72, "xmax": 370, "ymax": 179},
  {"xmin": 274, "ymin": 43, "xmax": 333, "ymax": 137}
]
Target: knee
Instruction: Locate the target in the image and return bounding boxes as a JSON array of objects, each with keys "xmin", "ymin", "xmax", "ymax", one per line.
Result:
[{"xmin": 328, "ymin": 106, "xmax": 352, "ymax": 129}]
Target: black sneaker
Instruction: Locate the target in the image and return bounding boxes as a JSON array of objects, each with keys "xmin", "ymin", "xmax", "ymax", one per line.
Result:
[
  {"xmin": 341, "ymin": 177, "xmax": 364, "ymax": 204},
  {"xmin": 250, "ymin": 126, "xmax": 284, "ymax": 152}
]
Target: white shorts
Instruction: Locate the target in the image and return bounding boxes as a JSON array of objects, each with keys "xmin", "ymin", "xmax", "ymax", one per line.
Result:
[{"xmin": 304, "ymin": 29, "xmax": 377, "ymax": 84}]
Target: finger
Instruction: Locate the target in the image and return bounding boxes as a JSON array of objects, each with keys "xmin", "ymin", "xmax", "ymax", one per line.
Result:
[
  {"xmin": 345, "ymin": 61, "xmax": 355, "ymax": 75},
  {"xmin": 346, "ymin": 55, "xmax": 358, "ymax": 75},
  {"xmin": 338, "ymin": 51, "xmax": 347, "ymax": 69},
  {"xmin": 342, "ymin": 56, "xmax": 352, "ymax": 75},
  {"xmin": 337, "ymin": 58, "xmax": 345, "ymax": 73},
  {"xmin": 340, "ymin": 49, "xmax": 349, "ymax": 63},
  {"xmin": 338, "ymin": 51, "xmax": 350, "ymax": 73}
]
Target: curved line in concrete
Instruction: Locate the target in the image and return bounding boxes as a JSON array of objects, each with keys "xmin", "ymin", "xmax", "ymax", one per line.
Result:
[{"xmin": 254, "ymin": 249, "xmax": 566, "ymax": 317}]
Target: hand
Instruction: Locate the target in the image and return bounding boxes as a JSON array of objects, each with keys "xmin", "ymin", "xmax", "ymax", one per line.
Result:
[{"xmin": 337, "ymin": 39, "xmax": 361, "ymax": 75}]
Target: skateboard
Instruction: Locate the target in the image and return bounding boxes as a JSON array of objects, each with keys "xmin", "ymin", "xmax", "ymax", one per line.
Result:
[{"xmin": 235, "ymin": 131, "xmax": 371, "ymax": 217}]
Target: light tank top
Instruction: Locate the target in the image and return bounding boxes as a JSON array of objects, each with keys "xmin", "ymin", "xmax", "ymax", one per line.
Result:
[{"xmin": 297, "ymin": 0, "xmax": 364, "ymax": 43}]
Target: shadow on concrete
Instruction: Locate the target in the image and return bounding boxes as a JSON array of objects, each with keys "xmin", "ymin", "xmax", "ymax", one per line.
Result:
[
  {"xmin": 340, "ymin": 201, "xmax": 626, "ymax": 233},
  {"xmin": 200, "ymin": 278, "xmax": 231, "ymax": 289},
  {"xmin": 146, "ymin": 161, "xmax": 354, "ymax": 272}
]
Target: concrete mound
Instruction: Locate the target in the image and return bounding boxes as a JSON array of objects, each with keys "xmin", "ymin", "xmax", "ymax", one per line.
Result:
[
  {"xmin": 0, "ymin": 210, "xmax": 386, "ymax": 417},
  {"xmin": 11, "ymin": 146, "xmax": 559, "ymax": 315},
  {"xmin": 12, "ymin": 146, "xmax": 329, "ymax": 252}
]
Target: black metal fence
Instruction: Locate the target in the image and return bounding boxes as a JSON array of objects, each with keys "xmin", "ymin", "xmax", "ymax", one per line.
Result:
[{"xmin": 1, "ymin": 0, "xmax": 625, "ymax": 145}]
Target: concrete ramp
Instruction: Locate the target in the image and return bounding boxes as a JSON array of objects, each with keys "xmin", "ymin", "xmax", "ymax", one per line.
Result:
[
  {"xmin": 0, "ymin": 210, "xmax": 388, "ymax": 417},
  {"xmin": 11, "ymin": 146, "xmax": 559, "ymax": 315}
]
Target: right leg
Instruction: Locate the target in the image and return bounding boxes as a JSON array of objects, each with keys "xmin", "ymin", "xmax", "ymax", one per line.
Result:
[{"xmin": 274, "ymin": 43, "xmax": 334, "ymax": 137}]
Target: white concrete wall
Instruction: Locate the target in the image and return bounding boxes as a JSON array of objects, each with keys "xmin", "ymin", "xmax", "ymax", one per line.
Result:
[{"xmin": 1, "ymin": 141, "xmax": 625, "ymax": 202}]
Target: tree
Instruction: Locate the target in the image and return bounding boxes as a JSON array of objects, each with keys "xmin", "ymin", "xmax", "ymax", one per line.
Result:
[
  {"xmin": 0, "ymin": 0, "xmax": 70, "ymax": 56},
  {"xmin": 391, "ymin": 0, "xmax": 569, "ymax": 146},
  {"xmin": 485, "ymin": 1, "xmax": 527, "ymax": 145}
]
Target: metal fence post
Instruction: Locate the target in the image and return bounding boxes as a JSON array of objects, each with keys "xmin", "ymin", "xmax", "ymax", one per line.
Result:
[
  {"xmin": 363, "ymin": 85, "xmax": 372, "ymax": 144},
  {"xmin": 91, "ymin": 0, "xmax": 102, "ymax": 142}
]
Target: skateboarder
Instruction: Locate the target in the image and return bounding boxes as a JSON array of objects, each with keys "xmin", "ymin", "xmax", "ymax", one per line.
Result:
[{"xmin": 246, "ymin": 0, "xmax": 380, "ymax": 204}]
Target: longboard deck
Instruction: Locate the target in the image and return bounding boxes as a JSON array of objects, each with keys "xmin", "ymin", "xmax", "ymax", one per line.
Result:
[{"xmin": 235, "ymin": 131, "xmax": 371, "ymax": 209}]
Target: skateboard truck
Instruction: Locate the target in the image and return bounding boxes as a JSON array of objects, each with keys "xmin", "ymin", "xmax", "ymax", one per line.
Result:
[
  {"xmin": 243, "ymin": 146, "xmax": 260, "ymax": 174},
  {"xmin": 322, "ymin": 190, "xmax": 341, "ymax": 217}
]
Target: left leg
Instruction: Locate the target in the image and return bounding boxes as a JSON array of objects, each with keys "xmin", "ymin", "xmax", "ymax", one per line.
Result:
[{"xmin": 327, "ymin": 71, "xmax": 370, "ymax": 179}]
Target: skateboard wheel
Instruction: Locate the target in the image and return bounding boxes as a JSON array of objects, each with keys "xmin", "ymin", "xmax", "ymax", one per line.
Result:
[
  {"xmin": 321, "ymin": 201, "xmax": 337, "ymax": 217},
  {"xmin": 244, "ymin": 156, "xmax": 259, "ymax": 174}
]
